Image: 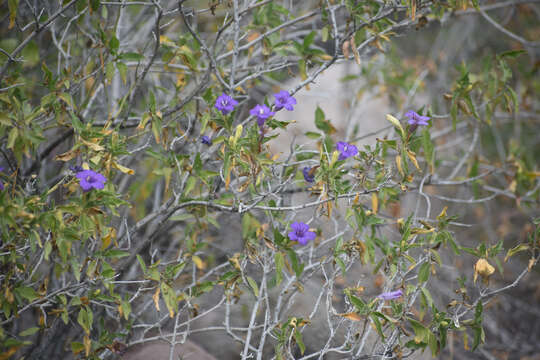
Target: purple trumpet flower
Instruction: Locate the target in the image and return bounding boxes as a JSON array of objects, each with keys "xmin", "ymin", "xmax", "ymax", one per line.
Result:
[
  {"xmin": 336, "ymin": 141, "xmax": 358, "ymax": 161},
  {"xmin": 377, "ymin": 289, "xmax": 403, "ymax": 301},
  {"xmin": 274, "ymin": 90, "xmax": 297, "ymax": 111},
  {"xmin": 405, "ymin": 110, "xmax": 430, "ymax": 126},
  {"xmin": 288, "ymin": 222, "xmax": 316, "ymax": 246},
  {"xmin": 214, "ymin": 93, "xmax": 238, "ymax": 115},
  {"xmin": 250, "ymin": 104, "xmax": 275, "ymax": 127},
  {"xmin": 76, "ymin": 169, "xmax": 107, "ymax": 192}
]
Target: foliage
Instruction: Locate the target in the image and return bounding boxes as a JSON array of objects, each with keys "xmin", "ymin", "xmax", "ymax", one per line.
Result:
[{"xmin": 0, "ymin": 1, "xmax": 538, "ymax": 359}]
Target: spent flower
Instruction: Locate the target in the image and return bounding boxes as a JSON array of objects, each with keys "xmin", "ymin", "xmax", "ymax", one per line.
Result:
[
  {"xmin": 214, "ymin": 93, "xmax": 238, "ymax": 115},
  {"xmin": 336, "ymin": 141, "xmax": 358, "ymax": 160},
  {"xmin": 76, "ymin": 169, "xmax": 107, "ymax": 192},
  {"xmin": 302, "ymin": 166, "xmax": 315, "ymax": 183},
  {"xmin": 288, "ymin": 221, "xmax": 316, "ymax": 245},
  {"xmin": 274, "ymin": 90, "xmax": 297, "ymax": 111},
  {"xmin": 201, "ymin": 135, "xmax": 212, "ymax": 145},
  {"xmin": 405, "ymin": 110, "xmax": 430, "ymax": 126}
]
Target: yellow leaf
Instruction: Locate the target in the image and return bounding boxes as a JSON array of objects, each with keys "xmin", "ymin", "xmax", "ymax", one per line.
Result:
[
  {"xmin": 410, "ymin": 227, "xmax": 434, "ymax": 235},
  {"xmin": 81, "ymin": 139, "xmax": 105, "ymax": 151},
  {"xmin": 371, "ymin": 193, "xmax": 378, "ymax": 214},
  {"xmin": 330, "ymin": 150, "xmax": 340, "ymax": 165},
  {"xmin": 386, "ymin": 114, "xmax": 405, "ymax": 138},
  {"xmin": 528, "ymin": 258, "xmax": 535, "ymax": 272},
  {"xmin": 407, "ymin": 150, "xmax": 421, "ymax": 171},
  {"xmin": 225, "ymin": 169, "xmax": 231, "ymax": 190},
  {"xmin": 342, "ymin": 39, "xmax": 350, "ymax": 59},
  {"xmin": 437, "ymin": 206, "xmax": 448, "ymax": 220},
  {"xmin": 234, "ymin": 124, "xmax": 243, "ymax": 144},
  {"xmin": 395, "ymin": 155, "xmax": 404, "ymax": 177},
  {"xmin": 55, "ymin": 148, "xmax": 80, "ymax": 162},
  {"xmin": 84, "ymin": 335, "xmax": 91, "ymax": 357},
  {"xmin": 153, "ymin": 287, "xmax": 160, "ymax": 312},
  {"xmin": 192, "ymin": 255, "xmax": 206, "ymax": 270},
  {"xmin": 0, "ymin": 346, "xmax": 20, "ymax": 360},
  {"xmin": 159, "ymin": 35, "xmax": 174, "ymax": 45},
  {"xmin": 473, "ymin": 258, "xmax": 495, "ymax": 283},
  {"xmin": 101, "ymin": 233, "xmax": 111, "ymax": 250},
  {"xmin": 112, "ymin": 162, "xmax": 135, "ymax": 175},
  {"xmin": 338, "ymin": 312, "xmax": 363, "ymax": 321},
  {"xmin": 137, "ymin": 112, "xmax": 151, "ymax": 131},
  {"xmin": 350, "ymin": 38, "xmax": 361, "ymax": 65},
  {"xmin": 90, "ymin": 154, "xmax": 102, "ymax": 165}
]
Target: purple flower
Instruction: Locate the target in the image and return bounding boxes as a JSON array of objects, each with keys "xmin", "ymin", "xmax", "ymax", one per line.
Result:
[
  {"xmin": 336, "ymin": 141, "xmax": 358, "ymax": 160},
  {"xmin": 405, "ymin": 110, "xmax": 430, "ymax": 126},
  {"xmin": 250, "ymin": 104, "xmax": 275, "ymax": 127},
  {"xmin": 76, "ymin": 169, "xmax": 107, "ymax": 192},
  {"xmin": 288, "ymin": 221, "xmax": 316, "ymax": 245},
  {"xmin": 69, "ymin": 165, "xmax": 83, "ymax": 173},
  {"xmin": 201, "ymin": 135, "xmax": 212, "ymax": 145},
  {"xmin": 0, "ymin": 167, "xmax": 4, "ymax": 191},
  {"xmin": 214, "ymin": 93, "xmax": 238, "ymax": 115},
  {"xmin": 302, "ymin": 167, "xmax": 315, "ymax": 183},
  {"xmin": 377, "ymin": 289, "xmax": 403, "ymax": 301},
  {"xmin": 274, "ymin": 90, "xmax": 297, "ymax": 111}
]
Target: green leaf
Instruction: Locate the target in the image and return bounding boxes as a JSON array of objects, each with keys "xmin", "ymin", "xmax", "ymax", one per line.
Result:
[
  {"xmin": 418, "ymin": 262, "xmax": 430, "ymax": 283},
  {"xmin": 246, "ymin": 276, "xmax": 259, "ymax": 297},
  {"xmin": 102, "ymin": 249, "xmax": 130, "ymax": 258},
  {"xmin": 304, "ymin": 131, "xmax": 321, "ymax": 139},
  {"xmin": 303, "ymin": 31, "xmax": 316, "ymax": 50},
  {"xmin": 21, "ymin": 40, "xmax": 39, "ymax": 67},
  {"xmin": 117, "ymin": 61, "xmax": 128, "ymax": 84},
  {"xmin": 474, "ymin": 301, "xmax": 483, "ymax": 324},
  {"xmin": 472, "ymin": 325, "xmax": 485, "ymax": 350},
  {"xmin": 137, "ymin": 255, "xmax": 147, "ymax": 274},
  {"xmin": 370, "ymin": 313, "xmax": 384, "ymax": 339},
  {"xmin": 160, "ymin": 282, "xmax": 177, "ymax": 318},
  {"xmin": 19, "ymin": 327, "xmax": 40, "ymax": 337},
  {"xmin": 420, "ymin": 287, "xmax": 433, "ymax": 309},
  {"xmin": 314, "ymin": 106, "xmax": 333, "ymax": 134},
  {"xmin": 8, "ymin": 0, "xmax": 19, "ymax": 29},
  {"xmin": 71, "ymin": 341, "xmax": 85, "ymax": 355},
  {"xmin": 428, "ymin": 330, "xmax": 439, "ymax": 356},
  {"xmin": 287, "ymin": 249, "xmax": 304, "ymax": 278},
  {"xmin": 118, "ymin": 52, "xmax": 143, "ymax": 61},
  {"xmin": 294, "ymin": 329, "xmax": 305, "ymax": 354},
  {"xmin": 105, "ymin": 61, "xmax": 115, "ymax": 83},
  {"xmin": 499, "ymin": 49, "xmax": 526, "ymax": 59},
  {"xmin": 193, "ymin": 153, "xmax": 202, "ymax": 175},
  {"xmin": 275, "ymin": 252, "xmax": 284, "ymax": 286},
  {"xmin": 409, "ymin": 318, "xmax": 428, "ymax": 344},
  {"xmin": 504, "ymin": 243, "xmax": 529, "ymax": 262},
  {"xmin": 77, "ymin": 307, "xmax": 93, "ymax": 334},
  {"xmin": 345, "ymin": 289, "xmax": 367, "ymax": 314},
  {"xmin": 109, "ymin": 36, "xmax": 120, "ymax": 53},
  {"xmin": 88, "ymin": 0, "xmax": 100, "ymax": 11},
  {"xmin": 7, "ymin": 127, "xmax": 18, "ymax": 149},
  {"xmin": 14, "ymin": 286, "xmax": 38, "ymax": 302}
]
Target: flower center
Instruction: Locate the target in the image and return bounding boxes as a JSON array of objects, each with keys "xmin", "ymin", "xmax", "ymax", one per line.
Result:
[
  {"xmin": 295, "ymin": 229, "xmax": 305, "ymax": 237},
  {"xmin": 259, "ymin": 108, "xmax": 264, "ymax": 115},
  {"xmin": 86, "ymin": 176, "xmax": 95, "ymax": 183},
  {"xmin": 221, "ymin": 100, "xmax": 228, "ymax": 106}
]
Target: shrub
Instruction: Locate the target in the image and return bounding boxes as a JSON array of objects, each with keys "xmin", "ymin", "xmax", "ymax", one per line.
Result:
[{"xmin": 0, "ymin": 1, "xmax": 538, "ymax": 359}]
